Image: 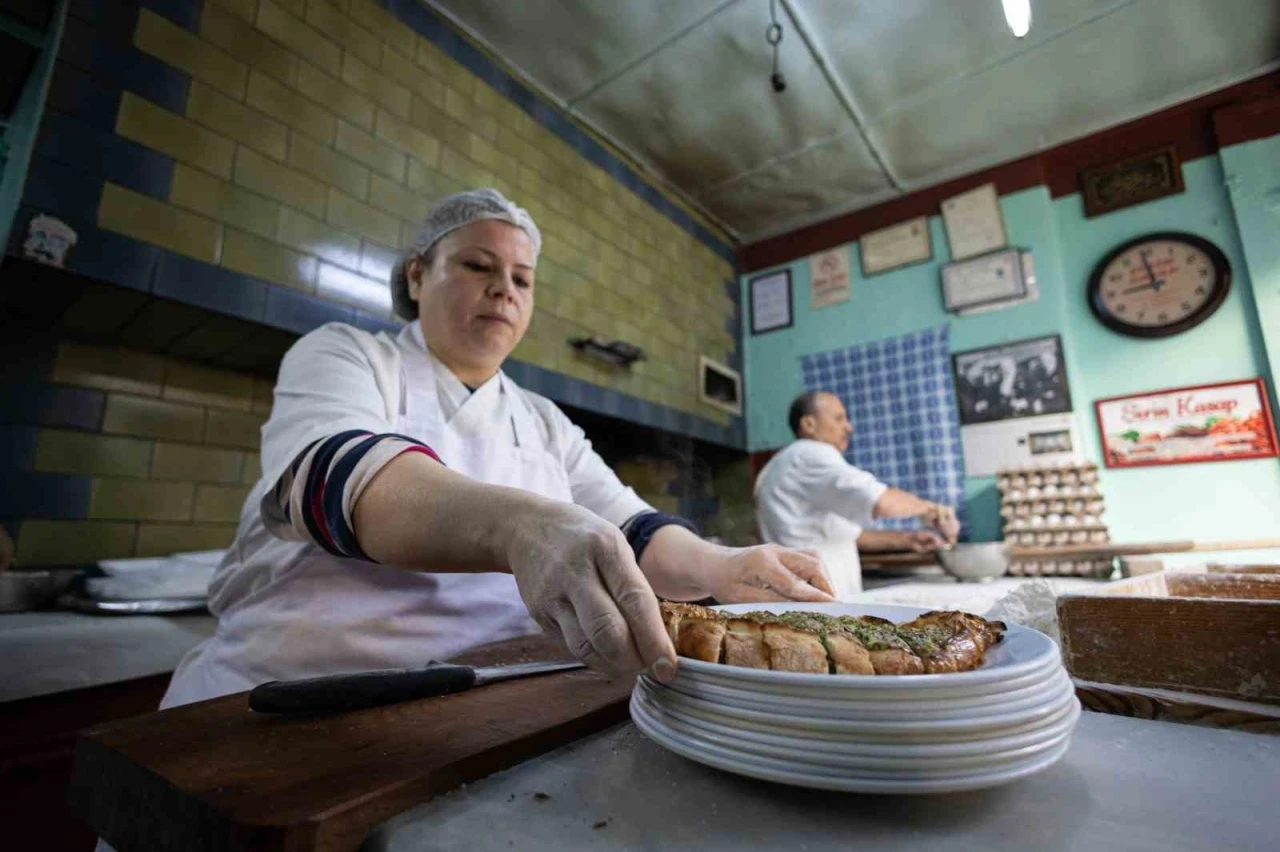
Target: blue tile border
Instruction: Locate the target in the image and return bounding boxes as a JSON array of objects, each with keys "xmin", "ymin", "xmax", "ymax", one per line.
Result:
[
  {"xmin": 0, "ymin": 425, "xmax": 39, "ymax": 471},
  {"xmin": 152, "ymin": 253, "xmax": 267, "ymax": 322},
  {"xmin": 377, "ymin": 0, "xmax": 735, "ymax": 266},
  {"xmin": 48, "ymin": 61, "xmax": 123, "ymax": 130},
  {"xmin": 264, "ymin": 286, "xmax": 354, "ymax": 336},
  {"xmin": 38, "ymin": 110, "xmax": 175, "ymax": 200},
  {"xmin": 0, "ymin": 471, "xmax": 93, "ymax": 521},
  {"xmin": 60, "ymin": 15, "xmax": 191, "ymax": 114},
  {"xmin": 0, "ymin": 383, "xmax": 106, "ymax": 431},
  {"xmin": 141, "ymin": 0, "xmax": 203, "ymax": 32}
]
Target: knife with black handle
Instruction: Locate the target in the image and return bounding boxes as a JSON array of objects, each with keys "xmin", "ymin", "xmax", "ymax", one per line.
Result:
[{"xmin": 248, "ymin": 660, "xmax": 587, "ymax": 714}]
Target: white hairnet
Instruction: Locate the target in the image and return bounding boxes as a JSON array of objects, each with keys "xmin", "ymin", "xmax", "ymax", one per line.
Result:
[{"xmin": 390, "ymin": 188, "xmax": 541, "ymax": 320}]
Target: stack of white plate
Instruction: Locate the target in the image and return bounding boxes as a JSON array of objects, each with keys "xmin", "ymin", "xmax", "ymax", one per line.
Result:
[{"xmin": 632, "ymin": 603, "xmax": 1079, "ymax": 794}]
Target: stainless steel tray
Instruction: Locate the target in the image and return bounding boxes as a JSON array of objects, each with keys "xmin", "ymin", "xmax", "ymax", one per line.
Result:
[{"xmin": 56, "ymin": 594, "xmax": 209, "ymax": 615}]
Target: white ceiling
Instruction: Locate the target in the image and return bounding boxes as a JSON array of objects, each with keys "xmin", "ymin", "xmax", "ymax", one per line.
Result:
[{"xmin": 426, "ymin": 0, "xmax": 1280, "ymax": 242}]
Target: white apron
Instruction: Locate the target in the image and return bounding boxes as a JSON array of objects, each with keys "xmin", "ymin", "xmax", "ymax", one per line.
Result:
[
  {"xmin": 161, "ymin": 334, "xmax": 571, "ymax": 708},
  {"xmin": 814, "ymin": 516, "xmax": 864, "ymax": 600}
]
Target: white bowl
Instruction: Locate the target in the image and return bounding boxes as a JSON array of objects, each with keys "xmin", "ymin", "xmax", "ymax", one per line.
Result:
[{"xmin": 935, "ymin": 542, "xmax": 1011, "ymax": 582}]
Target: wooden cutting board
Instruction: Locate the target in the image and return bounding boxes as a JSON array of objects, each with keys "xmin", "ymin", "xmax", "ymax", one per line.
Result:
[{"xmin": 67, "ymin": 635, "xmax": 632, "ymax": 852}]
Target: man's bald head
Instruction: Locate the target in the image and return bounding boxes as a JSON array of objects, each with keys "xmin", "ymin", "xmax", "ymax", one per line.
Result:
[{"xmin": 788, "ymin": 391, "xmax": 853, "ymax": 452}]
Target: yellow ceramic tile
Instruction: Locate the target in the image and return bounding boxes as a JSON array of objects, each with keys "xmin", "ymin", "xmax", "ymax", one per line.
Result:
[
  {"xmin": 134, "ymin": 522, "xmax": 237, "ymax": 557},
  {"xmin": 200, "ymin": 1, "xmax": 297, "ymax": 87},
  {"xmin": 383, "ymin": 45, "xmax": 444, "ymax": 108},
  {"xmin": 359, "ymin": 240, "xmax": 399, "ymax": 281},
  {"xmin": 415, "ymin": 35, "xmax": 450, "ymax": 78},
  {"xmin": 187, "ymin": 81, "xmax": 289, "ymax": 162},
  {"xmin": 251, "ymin": 379, "xmax": 274, "ymax": 414},
  {"xmin": 98, "ymin": 183, "xmax": 221, "ymax": 263},
  {"xmin": 194, "ymin": 484, "xmax": 252, "ymax": 523},
  {"xmin": 116, "ymin": 92, "xmax": 235, "ymax": 179},
  {"xmin": 406, "ymin": 159, "xmax": 465, "ymax": 200},
  {"xmin": 16, "ymin": 521, "xmax": 137, "ymax": 566},
  {"xmin": 276, "ymin": 206, "xmax": 362, "ymax": 269},
  {"xmin": 102, "ymin": 394, "xmax": 205, "ymax": 442},
  {"xmin": 316, "ymin": 262, "xmax": 393, "ymax": 315},
  {"xmin": 399, "ymin": 220, "xmax": 417, "ymax": 250},
  {"xmin": 246, "ymin": 72, "xmax": 335, "ymax": 145},
  {"xmin": 296, "ymin": 61, "xmax": 374, "ymax": 131},
  {"xmin": 134, "ymin": 9, "xmax": 247, "ymax": 99},
  {"xmin": 305, "ymin": 0, "xmax": 382, "ymax": 67},
  {"xmin": 373, "ymin": 109, "xmax": 440, "ymax": 168},
  {"xmin": 256, "ymin": 0, "xmax": 341, "ymax": 76},
  {"xmin": 288, "ymin": 134, "xmax": 368, "ymax": 200},
  {"xmin": 34, "ymin": 430, "xmax": 153, "ymax": 478},
  {"xmin": 211, "ymin": 0, "xmax": 258, "ymax": 23},
  {"xmin": 221, "ymin": 227, "xmax": 319, "ymax": 292},
  {"xmin": 367, "ymin": 174, "xmax": 428, "ymax": 223},
  {"xmin": 152, "ymin": 442, "xmax": 245, "ymax": 483},
  {"xmin": 241, "ymin": 451, "xmax": 263, "ymax": 483},
  {"xmin": 205, "ymin": 409, "xmax": 267, "ymax": 450},
  {"xmin": 326, "ymin": 188, "xmax": 401, "ymax": 247},
  {"xmin": 440, "ymin": 60, "xmax": 477, "ymax": 99},
  {"xmin": 442, "ymin": 87, "xmax": 470, "ymax": 123},
  {"xmin": 348, "ymin": 0, "xmax": 415, "ymax": 59},
  {"xmin": 52, "ymin": 341, "xmax": 165, "ymax": 397},
  {"xmin": 162, "ymin": 361, "xmax": 255, "ymax": 411},
  {"xmin": 341, "ymin": 53, "xmax": 411, "ymax": 121},
  {"xmin": 439, "ymin": 147, "xmax": 493, "ymax": 191},
  {"xmin": 169, "ymin": 163, "xmax": 279, "ymax": 240},
  {"xmin": 233, "ymin": 148, "xmax": 327, "ymax": 219},
  {"xmin": 412, "ymin": 104, "xmax": 469, "ymax": 155},
  {"xmin": 466, "ymin": 134, "xmax": 504, "ymax": 172},
  {"xmin": 89, "ymin": 478, "xmax": 195, "ymax": 522},
  {"xmin": 334, "ymin": 120, "xmax": 406, "ymax": 182}
]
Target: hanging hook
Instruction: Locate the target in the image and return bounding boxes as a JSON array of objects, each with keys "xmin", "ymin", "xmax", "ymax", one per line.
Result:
[{"xmin": 766, "ymin": 0, "xmax": 786, "ymax": 92}]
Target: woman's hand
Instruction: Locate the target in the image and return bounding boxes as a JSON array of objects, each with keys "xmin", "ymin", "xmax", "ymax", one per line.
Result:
[
  {"xmin": 699, "ymin": 543, "xmax": 836, "ymax": 604},
  {"xmin": 504, "ymin": 500, "xmax": 676, "ymax": 682}
]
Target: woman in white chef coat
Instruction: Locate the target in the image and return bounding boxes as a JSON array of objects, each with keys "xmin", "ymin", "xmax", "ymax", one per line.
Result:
[
  {"xmin": 755, "ymin": 391, "xmax": 960, "ymax": 600},
  {"xmin": 161, "ymin": 189, "xmax": 833, "ymax": 709}
]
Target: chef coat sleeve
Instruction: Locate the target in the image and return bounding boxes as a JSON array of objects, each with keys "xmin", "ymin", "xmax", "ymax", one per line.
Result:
[
  {"xmin": 801, "ymin": 442, "xmax": 888, "ymax": 527},
  {"xmin": 258, "ymin": 324, "xmax": 440, "ymax": 559},
  {"xmin": 536, "ymin": 400, "xmax": 654, "ymax": 528}
]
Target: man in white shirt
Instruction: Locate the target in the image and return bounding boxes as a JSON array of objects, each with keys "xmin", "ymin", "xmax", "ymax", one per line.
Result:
[{"xmin": 755, "ymin": 391, "xmax": 961, "ymax": 599}]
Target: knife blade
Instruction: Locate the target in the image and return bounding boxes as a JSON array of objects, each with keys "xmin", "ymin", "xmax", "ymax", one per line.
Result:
[{"xmin": 248, "ymin": 659, "xmax": 587, "ymax": 715}]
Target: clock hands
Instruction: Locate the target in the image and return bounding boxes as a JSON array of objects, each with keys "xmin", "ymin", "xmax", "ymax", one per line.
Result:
[{"xmin": 1139, "ymin": 252, "xmax": 1163, "ymax": 292}]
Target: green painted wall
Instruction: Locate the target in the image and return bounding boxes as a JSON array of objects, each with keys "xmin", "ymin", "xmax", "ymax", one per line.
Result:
[{"xmin": 741, "ymin": 155, "xmax": 1280, "ymax": 543}]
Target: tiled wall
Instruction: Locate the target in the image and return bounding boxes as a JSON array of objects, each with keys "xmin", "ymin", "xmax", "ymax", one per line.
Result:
[
  {"xmin": 4, "ymin": 336, "xmax": 267, "ymax": 565},
  {"xmin": 18, "ymin": 0, "xmax": 742, "ymax": 444}
]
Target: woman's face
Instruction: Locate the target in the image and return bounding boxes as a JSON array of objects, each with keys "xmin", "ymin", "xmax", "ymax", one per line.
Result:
[{"xmin": 407, "ymin": 220, "xmax": 536, "ymax": 382}]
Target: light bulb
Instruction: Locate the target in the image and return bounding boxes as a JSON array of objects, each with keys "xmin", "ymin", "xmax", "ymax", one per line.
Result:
[{"xmin": 1002, "ymin": 0, "xmax": 1031, "ymax": 37}]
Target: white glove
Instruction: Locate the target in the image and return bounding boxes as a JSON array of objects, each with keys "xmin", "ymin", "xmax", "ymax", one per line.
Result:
[{"xmin": 506, "ymin": 501, "xmax": 675, "ymax": 682}]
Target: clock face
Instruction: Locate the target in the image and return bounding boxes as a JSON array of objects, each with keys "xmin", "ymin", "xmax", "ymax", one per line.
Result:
[{"xmin": 1088, "ymin": 233, "xmax": 1231, "ymax": 338}]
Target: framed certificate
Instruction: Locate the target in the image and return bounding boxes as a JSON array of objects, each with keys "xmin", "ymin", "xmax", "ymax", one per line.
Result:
[
  {"xmin": 940, "ymin": 249, "xmax": 1026, "ymax": 313},
  {"xmin": 941, "ymin": 183, "xmax": 1008, "ymax": 260},
  {"xmin": 748, "ymin": 269, "xmax": 793, "ymax": 335},
  {"xmin": 859, "ymin": 216, "xmax": 932, "ymax": 276}
]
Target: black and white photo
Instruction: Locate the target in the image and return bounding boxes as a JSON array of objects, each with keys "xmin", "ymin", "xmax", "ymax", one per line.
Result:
[{"xmin": 951, "ymin": 335, "xmax": 1072, "ymax": 425}]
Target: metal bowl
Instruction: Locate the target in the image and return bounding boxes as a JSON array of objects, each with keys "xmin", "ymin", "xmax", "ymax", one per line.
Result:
[{"xmin": 934, "ymin": 543, "xmax": 1011, "ymax": 583}]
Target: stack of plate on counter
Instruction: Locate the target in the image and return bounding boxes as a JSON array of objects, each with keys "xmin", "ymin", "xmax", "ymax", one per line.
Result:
[{"xmin": 631, "ymin": 603, "xmax": 1079, "ymax": 794}]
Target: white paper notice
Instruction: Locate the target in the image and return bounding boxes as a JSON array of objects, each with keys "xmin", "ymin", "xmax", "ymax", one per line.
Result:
[
  {"xmin": 960, "ymin": 413, "xmax": 1080, "ymax": 477},
  {"xmin": 749, "ymin": 270, "xmax": 792, "ymax": 333},
  {"xmin": 941, "ymin": 183, "xmax": 1008, "ymax": 261},
  {"xmin": 809, "ymin": 247, "xmax": 851, "ymax": 309}
]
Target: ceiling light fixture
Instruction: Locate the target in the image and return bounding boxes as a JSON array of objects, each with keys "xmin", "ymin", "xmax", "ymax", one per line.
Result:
[
  {"xmin": 766, "ymin": 0, "xmax": 785, "ymax": 93},
  {"xmin": 1002, "ymin": 0, "xmax": 1032, "ymax": 38}
]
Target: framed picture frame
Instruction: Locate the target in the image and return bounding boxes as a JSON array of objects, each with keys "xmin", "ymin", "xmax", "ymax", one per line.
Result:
[
  {"xmin": 859, "ymin": 216, "xmax": 932, "ymax": 277},
  {"xmin": 747, "ymin": 269, "xmax": 793, "ymax": 335},
  {"xmin": 951, "ymin": 334, "xmax": 1073, "ymax": 425},
  {"xmin": 940, "ymin": 248, "xmax": 1027, "ymax": 313},
  {"xmin": 940, "ymin": 182, "xmax": 1008, "ymax": 261},
  {"xmin": 1094, "ymin": 378, "xmax": 1278, "ymax": 469},
  {"xmin": 699, "ymin": 356, "xmax": 742, "ymax": 416},
  {"xmin": 1080, "ymin": 144, "xmax": 1185, "ymax": 219}
]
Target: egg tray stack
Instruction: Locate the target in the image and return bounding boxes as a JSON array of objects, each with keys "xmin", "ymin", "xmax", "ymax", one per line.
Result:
[{"xmin": 997, "ymin": 463, "xmax": 1114, "ymax": 579}]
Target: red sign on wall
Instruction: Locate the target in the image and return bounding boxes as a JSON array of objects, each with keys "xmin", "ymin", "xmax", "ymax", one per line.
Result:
[{"xmin": 1094, "ymin": 378, "xmax": 1278, "ymax": 469}]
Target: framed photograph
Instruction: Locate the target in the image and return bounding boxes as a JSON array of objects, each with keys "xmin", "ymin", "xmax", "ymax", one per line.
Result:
[
  {"xmin": 940, "ymin": 182, "xmax": 1008, "ymax": 261},
  {"xmin": 1081, "ymin": 144, "xmax": 1184, "ymax": 219},
  {"xmin": 940, "ymin": 248, "xmax": 1027, "ymax": 313},
  {"xmin": 748, "ymin": 269, "xmax": 793, "ymax": 335},
  {"xmin": 859, "ymin": 216, "xmax": 932, "ymax": 277},
  {"xmin": 1094, "ymin": 378, "xmax": 1278, "ymax": 469},
  {"xmin": 699, "ymin": 356, "xmax": 742, "ymax": 416},
  {"xmin": 951, "ymin": 335, "xmax": 1073, "ymax": 425}
]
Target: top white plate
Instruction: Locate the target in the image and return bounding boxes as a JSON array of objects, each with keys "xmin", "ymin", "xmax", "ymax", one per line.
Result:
[{"xmin": 674, "ymin": 603, "xmax": 1061, "ymax": 693}]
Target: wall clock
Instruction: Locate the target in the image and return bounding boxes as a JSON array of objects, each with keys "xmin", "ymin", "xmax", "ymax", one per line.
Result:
[{"xmin": 1087, "ymin": 232, "xmax": 1231, "ymax": 338}]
